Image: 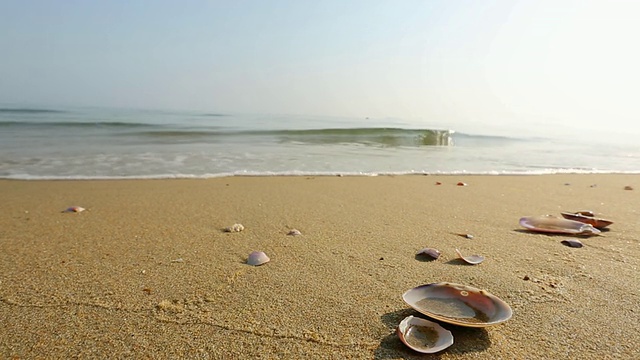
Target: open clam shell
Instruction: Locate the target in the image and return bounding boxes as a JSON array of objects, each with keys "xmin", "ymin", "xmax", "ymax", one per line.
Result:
[
  {"xmin": 396, "ymin": 315, "xmax": 453, "ymax": 354},
  {"xmin": 455, "ymin": 249, "xmax": 484, "ymax": 265},
  {"xmin": 560, "ymin": 211, "xmax": 613, "ymax": 229},
  {"xmin": 519, "ymin": 215, "xmax": 600, "ymax": 235},
  {"xmin": 402, "ymin": 282, "xmax": 513, "ymax": 327}
]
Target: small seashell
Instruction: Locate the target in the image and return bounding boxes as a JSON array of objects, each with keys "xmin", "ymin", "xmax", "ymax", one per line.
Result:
[
  {"xmin": 435, "ymin": 182, "xmax": 442, "ymax": 185},
  {"xmin": 416, "ymin": 248, "xmax": 441, "ymax": 260},
  {"xmin": 455, "ymin": 233, "xmax": 474, "ymax": 239},
  {"xmin": 224, "ymin": 223, "xmax": 244, "ymax": 232},
  {"xmin": 561, "ymin": 239, "xmax": 583, "ymax": 248},
  {"xmin": 247, "ymin": 251, "xmax": 270, "ymax": 266},
  {"xmin": 171, "ymin": 258, "xmax": 184, "ymax": 263},
  {"xmin": 397, "ymin": 315, "xmax": 454, "ymax": 353},
  {"xmin": 63, "ymin": 206, "xmax": 85, "ymax": 213},
  {"xmin": 457, "ymin": 182, "xmax": 467, "ymax": 186},
  {"xmin": 287, "ymin": 229, "xmax": 302, "ymax": 236},
  {"xmin": 624, "ymin": 185, "xmax": 633, "ymax": 190},
  {"xmin": 455, "ymin": 249, "xmax": 485, "ymax": 265}
]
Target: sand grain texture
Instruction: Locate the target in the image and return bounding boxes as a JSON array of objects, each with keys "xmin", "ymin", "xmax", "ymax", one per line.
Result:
[{"xmin": 1, "ymin": 175, "xmax": 638, "ymax": 359}]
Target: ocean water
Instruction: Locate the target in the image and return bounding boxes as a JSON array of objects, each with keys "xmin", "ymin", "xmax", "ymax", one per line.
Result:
[{"xmin": 1, "ymin": 106, "xmax": 639, "ymax": 180}]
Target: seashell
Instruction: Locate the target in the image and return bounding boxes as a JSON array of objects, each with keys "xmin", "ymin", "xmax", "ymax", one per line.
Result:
[
  {"xmin": 416, "ymin": 248, "xmax": 441, "ymax": 260},
  {"xmin": 457, "ymin": 182, "xmax": 467, "ymax": 186},
  {"xmin": 454, "ymin": 233, "xmax": 474, "ymax": 239},
  {"xmin": 624, "ymin": 185, "xmax": 633, "ymax": 190},
  {"xmin": 561, "ymin": 239, "xmax": 584, "ymax": 248},
  {"xmin": 224, "ymin": 223, "xmax": 245, "ymax": 232},
  {"xmin": 247, "ymin": 251, "xmax": 270, "ymax": 266},
  {"xmin": 396, "ymin": 315, "xmax": 453, "ymax": 354},
  {"xmin": 560, "ymin": 211, "xmax": 613, "ymax": 229},
  {"xmin": 287, "ymin": 229, "xmax": 302, "ymax": 236},
  {"xmin": 455, "ymin": 249, "xmax": 485, "ymax": 265},
  {"xmin": 402, "ymin": 282, "xmax": 513, "ymax": 327},
  {"xmin": 63, "ymin": 206, "xmax": 86, "ymax": 213},
  {"xmin": 519, "ymin": 215, "xmax": 600, "ymax": 235},
  {"xmin": 435, "ymin": 182, "xmax": 442, "ymax": 185}
]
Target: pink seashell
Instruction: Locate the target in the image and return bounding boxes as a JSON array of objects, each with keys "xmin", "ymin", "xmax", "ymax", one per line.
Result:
[{"xmin": 402, "ymin": 282, "xmax": 512, "ymax": 327}]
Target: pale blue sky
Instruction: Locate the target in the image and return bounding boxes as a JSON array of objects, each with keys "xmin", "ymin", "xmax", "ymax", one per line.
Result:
[{"xmin": 1, "ymin": 0, "xmax": 639, "ymax": 138}]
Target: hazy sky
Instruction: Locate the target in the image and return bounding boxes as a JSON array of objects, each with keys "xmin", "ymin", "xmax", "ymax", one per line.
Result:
[{"xmin": 1, "ymin": 0, "xmax": 639, "ymax": 137}]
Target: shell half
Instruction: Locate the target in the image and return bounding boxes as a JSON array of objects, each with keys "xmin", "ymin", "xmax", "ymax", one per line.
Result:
[
  {"xmin": 247, "ymin": 251, "xmax": 270, "ymax": 266},
  {"xmin": 416, "ymin": 248, "xmax": 441, "ymax": 260},
  {"xmin": 396, "ymin": 315, "xmax": 453, "ymax": 354},
  {"xmin": 519, "ymin": 215, "xmax": 600, "ymax": 235},
  {"xmin": 455, "ymin": 249, "xmax": 485, "ymax": 265},
  {"xmin": 402, "ymin": 282, "xmax": 513, "ymax": 327},
  {"xmin": 560, "ymin": 211, "xmax": 613, "ymax": 229}
]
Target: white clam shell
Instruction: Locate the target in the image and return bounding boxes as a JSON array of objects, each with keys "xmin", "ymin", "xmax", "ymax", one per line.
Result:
[
  {"xmin": 519, "ymin": 215, "xmax": 600, "ymax": 235},
  {"xmin": 416, "ymin": 248, "xmax": 441, "ymax": 259},
  {"xmin": 247, "ymin": 251, "xmax": 270, "ymax": 266},
  {"xmin": 287, "ymin": 229, "xmax": 302, "ymax": 236},
  {"xmin": 455, "ymin": 249, "xmax": 485, "ymax": 265},
  {"xmin": 402, "ymin": 282, "xmax": 513, "ymax": 327},
  {"xmin": 396, "ymin": 315, "xmax": 453, "ymax": 354}
]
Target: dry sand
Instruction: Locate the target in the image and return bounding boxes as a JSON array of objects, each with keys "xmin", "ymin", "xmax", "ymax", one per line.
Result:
[{"xmin": 0, "ymin": 175, "xmax": 638, "ymax": 359}]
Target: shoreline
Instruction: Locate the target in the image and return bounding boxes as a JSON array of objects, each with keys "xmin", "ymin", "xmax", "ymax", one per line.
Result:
[
  {"xmin": 1, "ymin": 174, "xmax": 638, "ymax": 358},
  {"xmin": 3, "ymin": 170, "xmax": 640, "ymax": 181}
]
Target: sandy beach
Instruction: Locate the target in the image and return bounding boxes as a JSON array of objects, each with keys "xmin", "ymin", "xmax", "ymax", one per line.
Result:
[{"xmin": 1, "ymin": 174, "xmax": 638, "ymax": 359}]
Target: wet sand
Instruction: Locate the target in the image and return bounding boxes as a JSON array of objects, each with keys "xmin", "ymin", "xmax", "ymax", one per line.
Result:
[{"xmin": 1, "ymin": 175, "xmax": 638, "ymax": 359}]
